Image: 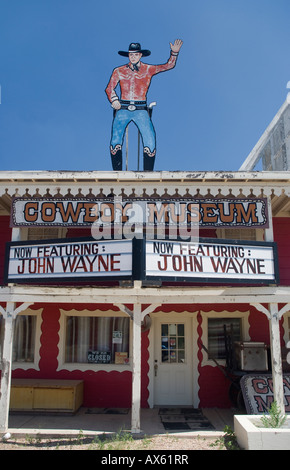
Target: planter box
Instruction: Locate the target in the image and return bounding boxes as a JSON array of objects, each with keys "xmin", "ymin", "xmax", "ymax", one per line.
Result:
[
  {"xmin": 234, "ymin": 415, "xmax": 290, "ymax": 450},
  {"xmin": 10, "ymin": 379, "xmax": 84, "ymax": 413}
]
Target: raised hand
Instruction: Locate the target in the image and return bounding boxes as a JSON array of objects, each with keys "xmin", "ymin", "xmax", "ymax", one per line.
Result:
[{"xmin": 170, "ymin": 39, "xmax": 183, "ymax": 53}]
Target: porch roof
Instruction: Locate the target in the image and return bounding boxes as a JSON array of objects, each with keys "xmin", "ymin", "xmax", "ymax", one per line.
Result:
[{"xmin": 1, "ymin": 283, "xmax": 290, "ymax": 307}]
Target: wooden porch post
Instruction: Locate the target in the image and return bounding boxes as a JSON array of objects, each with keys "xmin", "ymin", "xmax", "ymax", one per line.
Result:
[
  {"xmin": 131, "ymin": 303, "xmax": 142, "ymax": 433},
  {"xmin": 116, "ymin": 296, "xmax": 160, "ymax": 434},
  {"xmin": 252, "ymin": 302, "xmax": 290, "ymax": 415},
  {"xmin": 0, "ymin": 302, "xmax": 33, "ymax": 433},
  {"xmin": 131, "ymin": 302, "xmax": 161, "ymax": 433},
  {"xmin": 114, "ymin": 302, "xmax": 142, "ymax": 433},
  {"xmin": 268, "ymin": 303, "xmax": 286, "ymax": 415},
  {"xmin": 0, "ymin": 303, "xmax": 15, "ymax": 433},
  {"xmin": 262, "ymin": 196, "xmax": 286, "ymax": 413}
]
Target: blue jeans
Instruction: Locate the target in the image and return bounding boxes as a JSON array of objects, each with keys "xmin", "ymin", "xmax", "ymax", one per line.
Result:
[{"xmin": 110, "ymin": 109, "xmax": 156, "ymax": 156}]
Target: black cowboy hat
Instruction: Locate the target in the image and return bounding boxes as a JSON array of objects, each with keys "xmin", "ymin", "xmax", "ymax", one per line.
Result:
[{"xmin": 118, "ymin": 43, "xmax": 151, "ymax": 57}]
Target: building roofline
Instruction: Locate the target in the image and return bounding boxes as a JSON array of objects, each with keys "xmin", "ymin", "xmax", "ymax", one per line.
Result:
[{"xmin": 1, "ymin": 169, "xmax": 290, "ymax": 184}]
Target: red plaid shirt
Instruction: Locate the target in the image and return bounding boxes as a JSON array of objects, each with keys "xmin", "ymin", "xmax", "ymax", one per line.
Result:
[{"xmin": 105, "ymin": 52, "xmax": 178, "ymax": 103}]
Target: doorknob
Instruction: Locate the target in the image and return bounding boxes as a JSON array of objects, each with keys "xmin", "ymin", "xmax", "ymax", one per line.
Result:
[{"xmin": 154, "ymin": 360, "xmax": 158, "ymax": 376}]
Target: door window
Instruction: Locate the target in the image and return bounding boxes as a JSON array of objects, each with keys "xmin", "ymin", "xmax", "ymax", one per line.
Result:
[{"xmin": 161, "ymin": 323, "xmax": 185, "ymax": 363}]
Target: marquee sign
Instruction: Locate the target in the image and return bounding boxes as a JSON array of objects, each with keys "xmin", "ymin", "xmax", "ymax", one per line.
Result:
[
  {"xmin": 144, "ymin": 239, "xmax": 278, "ymax": 284},
  {"xmin": 4, "ymin": 237, "xmax": 278, "ymax": 285},
  {"xmin": 240, "ymin": 374, "xmax": 290, "ymax": 414},
  {"xmin": 5, "ymin": 238, "xmax": 133, "ymax": 283},
  {"xmin": 11, "ymin": 197, "xmax": 269, "ymax": 229}
]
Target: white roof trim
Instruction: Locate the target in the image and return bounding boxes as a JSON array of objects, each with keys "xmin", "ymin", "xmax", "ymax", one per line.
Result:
[
  {"xmin": 239, "ymin": 100, "xmax": 289, "ymax": 171},
  {"xmin": 1, "ymin": 170, "xmax": 290, "ymax": 183}
]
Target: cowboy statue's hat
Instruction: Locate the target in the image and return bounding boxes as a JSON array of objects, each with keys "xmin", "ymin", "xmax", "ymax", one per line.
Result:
[{"xmin": 118, "ymin": 43, "xmax": 151, "ymax": 57}]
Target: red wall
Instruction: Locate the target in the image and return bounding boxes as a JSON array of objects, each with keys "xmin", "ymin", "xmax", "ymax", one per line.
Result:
[
  {"xmin": 12, "ymin": 303, "xmax": 149, "ymax": 408},
  {"xmin": 273, "ymin": 217, "xmax": 290, "ymax": 285},
  {"xmin": 1, "ymin": 216, "xmax": 289, "ymax": 408},
  {"xmin": 9, "ymin": 302, "xmax": 277, "ymax": 409},
  {"xmin": 0, "ymin": 216, "xmax": 12, "ymax": 285}
]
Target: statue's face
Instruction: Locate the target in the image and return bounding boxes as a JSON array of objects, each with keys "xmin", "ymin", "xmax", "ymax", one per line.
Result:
[{"xmin": 128, "ymin": 52, "xmax": 142, "ymax": 64}]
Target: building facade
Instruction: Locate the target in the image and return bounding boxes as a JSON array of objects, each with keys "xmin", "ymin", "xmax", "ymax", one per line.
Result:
[{"xmin": 0, "ymin": 166, "xmax": 290, "ymax": 432}]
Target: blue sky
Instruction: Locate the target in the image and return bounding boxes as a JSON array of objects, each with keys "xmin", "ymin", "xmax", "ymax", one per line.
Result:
[{"xmin": 0, "ymin": 0, "xmax": 290, "ymax": 172}]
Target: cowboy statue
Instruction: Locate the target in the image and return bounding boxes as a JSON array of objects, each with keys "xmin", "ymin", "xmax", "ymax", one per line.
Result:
[{"xmin": 105, "ymin": 39, "xmax": 183, "ymax": 171}]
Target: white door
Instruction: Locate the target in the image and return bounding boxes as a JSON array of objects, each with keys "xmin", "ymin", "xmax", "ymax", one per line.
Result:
[{"xmin": 154, "ymin": 317, "xmax": 193, "ymax": 405}]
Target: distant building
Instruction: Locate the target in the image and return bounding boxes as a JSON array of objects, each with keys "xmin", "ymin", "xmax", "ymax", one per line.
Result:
[{"xmin": 240, "ymin": 100, "xmax": 290, "ymax": 171}]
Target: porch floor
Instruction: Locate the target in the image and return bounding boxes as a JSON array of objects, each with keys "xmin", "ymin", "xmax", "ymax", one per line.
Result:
[{"xmin": 6, "ymin": 407, "xmax": 240, "ymax": 439}]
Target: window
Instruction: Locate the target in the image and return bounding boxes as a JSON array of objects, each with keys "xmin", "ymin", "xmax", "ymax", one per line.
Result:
[
  {"xmin": 208, "ymin": 318, "xmax": 241, "ymax": 360},
  {"xmin": 65, "ymin": 316, "xmax": 130, "ymax": 364},
  {"xmin": 161, "ymin": 323, "xmax": 185, "ymax": 363},
  {"xmin": 284, "ymin": 316, "xmax": 290, "ymax": 346},
  {"xmin": 0, "ymin": 315, "xmax": 36, "ymax": 363},
  {"xmin": 27, "ymin": 227, "xmax": 67, "ymax": 240},
  {"xmin": 216, "ymin": 228, "xmax": 263, "ymax": 241}
]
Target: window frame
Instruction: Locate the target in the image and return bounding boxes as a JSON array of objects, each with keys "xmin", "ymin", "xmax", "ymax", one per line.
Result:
[
  {"xmin": 283, "ymin": 312, "xmax": 290, "ymax": 346},
  {"xmin": 200, "ymin": 310, "xmax": 250, "ymax": 367},
  {"xmin": 58, "ymin": 309, "xmax": 132, "ymax": 372},
  {"xmin": 0, "ymin": 308, "xmax": 42, "ymax": 371}
]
